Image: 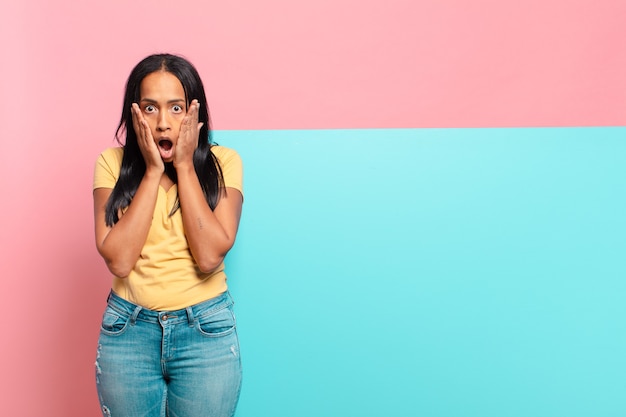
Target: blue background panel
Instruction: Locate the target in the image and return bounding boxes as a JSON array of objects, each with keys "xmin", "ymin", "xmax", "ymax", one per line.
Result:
[{"xmin": 215, "ymin": 127, "xmax": 626, "ymax": 417}]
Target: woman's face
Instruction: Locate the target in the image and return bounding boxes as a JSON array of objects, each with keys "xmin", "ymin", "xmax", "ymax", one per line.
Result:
[{"xmin": 138, "ymin": 71, "xmax": 187, "ymax": 162}]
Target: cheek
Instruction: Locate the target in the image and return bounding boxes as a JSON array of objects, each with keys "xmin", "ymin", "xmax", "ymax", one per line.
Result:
[
  {"xmin": 171, "ymin": 119, "xmax": 184, "ymax": 134},
  {"xmin": 148, "ymin": 122, "xmax": 160, "ymax": 136},
  {"xmin": 142, "ymin": 115, "xmax": 158, "ymax": 130}
]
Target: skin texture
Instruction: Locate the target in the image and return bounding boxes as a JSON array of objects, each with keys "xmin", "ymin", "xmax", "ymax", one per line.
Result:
[{"xmin": 94, "ymin": 71, "xmax": 243, "ymax": 277}]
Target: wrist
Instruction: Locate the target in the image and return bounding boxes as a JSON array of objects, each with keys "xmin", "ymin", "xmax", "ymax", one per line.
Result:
[
  {"xmin": 144, "ymin": 167, "xmax": 163, "ymax": 181},
  {"xmin": 174, "ymin": 161, "xmax": 195, "ymax": 174}
]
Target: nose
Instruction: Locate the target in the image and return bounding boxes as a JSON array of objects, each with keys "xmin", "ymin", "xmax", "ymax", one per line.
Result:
[{"xmin": 156, "ymin": 110, "xmax": 171, "ymax": 132}]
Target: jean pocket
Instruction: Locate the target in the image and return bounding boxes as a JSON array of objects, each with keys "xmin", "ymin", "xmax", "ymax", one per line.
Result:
[
  {"xmin": 100, "ymin": 306, "xmax": 131, "ymax": 336},
  {"xmin": 196, "ymin": 306, "xmax": 236, "ymax": 337}
]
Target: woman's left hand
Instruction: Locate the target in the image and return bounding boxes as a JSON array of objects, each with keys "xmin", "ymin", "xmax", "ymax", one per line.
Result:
[{"xmin": 174, "ymin": 99, "xmax": 203, "ymax": 168}]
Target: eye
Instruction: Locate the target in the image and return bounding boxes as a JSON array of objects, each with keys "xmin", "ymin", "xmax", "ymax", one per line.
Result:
[
  {"xmin": 144, "ymin": 104, "xmax": 157, "ymax": 114},
  {"xmin": 171, "ymin": 104, "xmax": 184, "ymax": 114}
]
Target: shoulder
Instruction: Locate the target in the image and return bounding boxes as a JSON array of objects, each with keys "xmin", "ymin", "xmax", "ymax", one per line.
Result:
[
  {"xmin": 211, "ymin": 145, "xmax": 243, "ymax": 174},
  {"xmin": 93, "ymin": 147, "xmax": 124, "ymax": 189},
  {"xmin": 211, "ymin": 145, "xmax": 241, "ymax": 167},
  {"xmin": 211, "ymin": 145, "xmax": 243, "ymax": 193},
  {"xmin": 97, "ymin": 146, "xmax": 124, "ymax": 166}
]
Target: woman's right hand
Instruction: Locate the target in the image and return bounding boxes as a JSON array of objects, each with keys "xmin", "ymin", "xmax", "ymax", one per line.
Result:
[
  {"xmin": 96, "ymin": 105, "xmax": 165, "ymax": 277},
  {"xmin": 132, "ymin": 103, "xmax": 164, "ymax": 173}
]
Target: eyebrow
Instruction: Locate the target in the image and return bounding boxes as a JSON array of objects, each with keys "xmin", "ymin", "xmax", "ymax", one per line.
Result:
[{"xmin": 140, "ymin": 98, "xmax": 186, "ymax": 104}]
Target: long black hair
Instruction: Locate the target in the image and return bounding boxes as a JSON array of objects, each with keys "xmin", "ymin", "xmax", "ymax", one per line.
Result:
[{"xmin": 105, "ymin": 54, "xmax": 224, "ymax": 226}]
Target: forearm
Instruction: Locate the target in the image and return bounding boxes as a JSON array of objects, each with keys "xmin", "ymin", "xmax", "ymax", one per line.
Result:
[
  {"xmin": 97, "ymin": 171, "xmax": 161, "ymax": 277},
  {"xmin": 176, "ymin": 165, "xmax": 234, "ymax": 272}
]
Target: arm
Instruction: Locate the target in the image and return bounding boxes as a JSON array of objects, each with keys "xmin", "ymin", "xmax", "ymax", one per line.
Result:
[
  {"xmin": 177, "ymin": 168, "xmax": 243, "ymax": 273},
  {"xmin": 174, "ymin": 100, "xmax": 243, "ymax": 273},
  {"xmin": 93, "ymin": 172, "xmax": 161, "ymax": 277},
  {"xmin": 93, "ymin": 103, "xmax": 165, "ymax": 277}
]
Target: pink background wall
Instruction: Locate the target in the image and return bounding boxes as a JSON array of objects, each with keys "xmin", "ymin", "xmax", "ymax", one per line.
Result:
[{"xmin": 1, "ymin": 0, "xmax": 624, "ymax": 415}]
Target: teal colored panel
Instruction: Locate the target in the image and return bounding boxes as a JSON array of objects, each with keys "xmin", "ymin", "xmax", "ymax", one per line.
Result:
[{"xmin": 214, "ymin": 127, "xmax": 626, "ymax": 417}]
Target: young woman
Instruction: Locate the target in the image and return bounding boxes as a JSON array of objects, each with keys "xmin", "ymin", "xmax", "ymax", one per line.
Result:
[{"xmin": 93, "ymin": 54, "xmax": 243, "ymax": 417}]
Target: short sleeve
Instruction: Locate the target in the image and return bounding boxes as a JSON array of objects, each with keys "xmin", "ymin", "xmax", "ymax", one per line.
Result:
[
  {"xmin": 213, "ymin": 146, "xmax": 243, "ymax": 197},
  {"xmin": 93, "ymin": 147, "xmax": 123, "ymax": 190}
]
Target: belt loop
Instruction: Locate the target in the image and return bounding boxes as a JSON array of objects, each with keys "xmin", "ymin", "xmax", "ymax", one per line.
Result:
[
  {"xmin": 130, "ymin": 306, "xmax": 142, "ymax": 326},
  {"xmin": 186, "ymin": 307, "xmax": 195, "ymax": 327}
]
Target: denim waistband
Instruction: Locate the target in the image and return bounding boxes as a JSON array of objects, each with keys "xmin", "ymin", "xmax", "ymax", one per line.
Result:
[{"xmin": 106, "ymin": 290, "xmax": 233, "ymax": 326}]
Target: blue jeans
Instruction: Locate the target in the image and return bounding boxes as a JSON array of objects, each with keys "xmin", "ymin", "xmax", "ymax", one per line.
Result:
[{"xmin": 95, "ymin": 291, "xmax": 242, "ymax": 417}]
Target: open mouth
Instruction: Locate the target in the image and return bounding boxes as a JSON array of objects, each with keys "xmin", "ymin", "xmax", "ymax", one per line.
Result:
[
  {"xmin": 157, "ymin": 138, "xmax": 174, "ymax": 159},
  {"xmin": 158, "ymin": 139, "xmax": 173, "ymax": 151}
]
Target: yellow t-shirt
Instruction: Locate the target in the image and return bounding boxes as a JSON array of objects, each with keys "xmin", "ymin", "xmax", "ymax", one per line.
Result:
[{"xmin": 93, "ymin": 146, "xmax": 243, "ymax": 311}]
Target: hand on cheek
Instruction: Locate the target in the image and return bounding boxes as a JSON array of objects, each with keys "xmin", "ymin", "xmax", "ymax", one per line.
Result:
[
  {"xmin": 132, "ymin": 103, "xmax": 164, "ymax": 173},
  {"xmin": 174, "ymin": 99, "xmax": 203, "ymax": 168}
]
